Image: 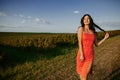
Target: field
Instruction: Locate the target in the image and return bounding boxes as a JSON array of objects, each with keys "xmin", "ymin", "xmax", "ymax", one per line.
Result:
[{"xmin": 0, "ymin": 30, "xmax": 120, "ymax": 80}]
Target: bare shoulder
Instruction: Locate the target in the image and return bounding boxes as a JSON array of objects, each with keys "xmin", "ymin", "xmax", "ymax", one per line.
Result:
[
  {"xmin": 78, "ymin": 26, "xmax": 83, "ymax": 32},
  {"xmin": 78, "ymin": 26, "xmax": 83, "ymax": 39}
]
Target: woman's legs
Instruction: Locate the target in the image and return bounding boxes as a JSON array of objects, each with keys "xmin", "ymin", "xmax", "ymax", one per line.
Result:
[
  {"xmin": 80, "ymin": 61, "xmax": 93, "ymax": 80},
  {"xmin": 79, "ymin": 75, "xmax": 82, "ymax": 80}
]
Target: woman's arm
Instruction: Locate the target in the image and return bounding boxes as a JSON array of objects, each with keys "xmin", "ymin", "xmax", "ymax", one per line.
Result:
[
  {"xmin": 78, "ymin": 27, "xmax": 84, "ymax": 61},
  {"xmin": 94, "ymin": 32, "xmax": 109, "ymax": 47}
]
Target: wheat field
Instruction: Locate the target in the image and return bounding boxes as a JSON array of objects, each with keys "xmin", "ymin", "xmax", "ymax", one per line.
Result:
[{"xmin": 0, "ymin": 30, "xmax": 120, "ymax": 80}]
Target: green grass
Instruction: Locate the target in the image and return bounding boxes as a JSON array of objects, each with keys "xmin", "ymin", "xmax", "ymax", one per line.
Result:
[
  {"xmin": 0, "ymin": 34, "xmax": 120, "ymax": 80},
  {"xmin": 0, "ymin": 45, "xmax": 78, "ymax": 80}
]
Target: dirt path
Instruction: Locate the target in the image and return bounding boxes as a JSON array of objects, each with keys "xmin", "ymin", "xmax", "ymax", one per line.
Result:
[{"xmin": 93, "ymin": 35, "xmax": 120, "ymax": 80}]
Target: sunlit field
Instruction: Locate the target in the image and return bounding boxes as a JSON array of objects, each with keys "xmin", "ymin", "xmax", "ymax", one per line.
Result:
[{"xmin": 0, "ymin": 30, "xmax": 120, "ymax": 80}]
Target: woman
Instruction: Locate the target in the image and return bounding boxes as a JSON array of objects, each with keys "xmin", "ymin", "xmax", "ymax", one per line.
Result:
[{"xmin": 76, "ymin": 14, "xmax": 109, "ymax": 80}]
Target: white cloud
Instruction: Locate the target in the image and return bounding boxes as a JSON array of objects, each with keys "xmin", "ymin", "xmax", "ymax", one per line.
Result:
[
  {"xmin": 1, "ymin": 12, "xmax": 52, "ymax": 25},
  {"xmin": 35, "ymin": 17, "xmax": 51, "ymax": 24},
  {"xmin": 73, "ymin": 10, "xmax": 80, "ymax": 14},
  {"xmin": 35, "ymin": 18, "xmax": 40, "ymax": 22},
  {"xmin": 14, "ymin": 14, "xmax": 32, "ymax": 19},
  {"xmin": 27, "ymin": 16, "xmax": 32, "ymax": 19},
  {"xmin": 96, "ymin": 20, "xmax": 120, "ymax": 30},
  {"xmin": 21, "ymin": 19, "xmax": 26, "ymax": 24},
  {"xmin": 14, "ymin": 14, "xmax": 18, "ymax": 16},
  {"xmin": 19, "ymin": 14, "xmax": 24, "ymax": 18},
  {"xmin": 45, "ymin": 21, "xmax": 51, "ymax": 24},
  {"xmin": 39, "ymin": 18, "xmax": 44, "ymax": 23},
  {"xmin": 0, "ymin": 12, "xmax": 7, "ymax": 16}
]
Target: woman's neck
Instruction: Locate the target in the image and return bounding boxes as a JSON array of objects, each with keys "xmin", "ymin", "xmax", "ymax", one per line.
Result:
[
  {"xmin": 84, "ymin": 25, "xmax": 90, "ymax": 29},
  {"xmin": 84, "ymin": 25, "xmax": 93, "ymax": 34}
]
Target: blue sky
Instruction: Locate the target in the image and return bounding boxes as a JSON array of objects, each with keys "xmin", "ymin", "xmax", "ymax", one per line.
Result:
[{"xmin": 0, "ymin": 0, "xmax": 120, "ymax": 33}]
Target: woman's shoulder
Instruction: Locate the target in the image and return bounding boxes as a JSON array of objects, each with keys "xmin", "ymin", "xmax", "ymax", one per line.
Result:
[
  {"xmin": 78, "ymin": 26, "xmax": 84, "ymax": 31},
  {"xmin": 78, "ymin": 26, "xmax": 84, "ymax": 34}
]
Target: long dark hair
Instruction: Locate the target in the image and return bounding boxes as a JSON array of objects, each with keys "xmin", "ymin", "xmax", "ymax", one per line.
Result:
[{"xmin": 80, "ymin": 14, "xmax": 106, "ymax": 33}]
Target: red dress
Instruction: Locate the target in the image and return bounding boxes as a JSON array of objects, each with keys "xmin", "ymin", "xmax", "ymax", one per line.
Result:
[{"xmin": 76, "ymin": 32, "xmax": 95, "ymax": 77}]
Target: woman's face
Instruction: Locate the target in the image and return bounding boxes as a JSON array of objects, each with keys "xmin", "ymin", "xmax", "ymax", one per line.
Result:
[{"xmin": 83, "ymin": 15, "xmax": 90, "ymax": 25}]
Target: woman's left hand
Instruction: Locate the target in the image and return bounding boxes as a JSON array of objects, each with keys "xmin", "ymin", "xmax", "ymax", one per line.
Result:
[{"xmin": 104, "ymin": 32, "xmax": 109, "ymax": 39}]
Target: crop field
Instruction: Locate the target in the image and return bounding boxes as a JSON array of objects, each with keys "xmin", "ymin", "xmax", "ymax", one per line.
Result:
[{"xmin": 0, "ymin": 30, "xmax": 120, "ymax": 80}]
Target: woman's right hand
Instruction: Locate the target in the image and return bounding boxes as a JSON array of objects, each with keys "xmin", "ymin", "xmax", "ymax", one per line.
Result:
[
  {"xmin": 104, "ymin": 32, "xmax": 109, "ymax": 39},
  {"xmin": 80, "ymin": 55, "xmax": 84, "ymax": 61}
]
